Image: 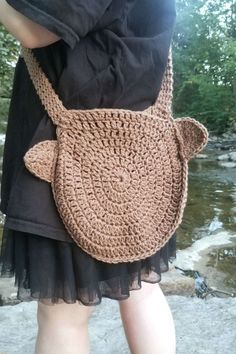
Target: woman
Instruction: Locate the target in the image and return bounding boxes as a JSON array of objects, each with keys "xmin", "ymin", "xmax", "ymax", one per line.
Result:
[{"xmin": 0, "ymin": 0, "xmax": 177, "ymax": 353}]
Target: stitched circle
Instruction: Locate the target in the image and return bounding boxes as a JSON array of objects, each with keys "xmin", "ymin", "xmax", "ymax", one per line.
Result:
[{"xmin": 52, "ymin": 112, "xmax": 187, "ymax": 263}]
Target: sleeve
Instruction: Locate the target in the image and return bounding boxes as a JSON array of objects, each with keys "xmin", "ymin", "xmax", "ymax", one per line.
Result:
[{"xmin": 6, "ymin": 0, "xmax": 113, "ymax": 48}]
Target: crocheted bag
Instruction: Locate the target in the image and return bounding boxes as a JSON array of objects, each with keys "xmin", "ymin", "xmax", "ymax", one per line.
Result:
[{"xmin": 21, "ymin": 47, "xmax": 208, "ymax": 263}]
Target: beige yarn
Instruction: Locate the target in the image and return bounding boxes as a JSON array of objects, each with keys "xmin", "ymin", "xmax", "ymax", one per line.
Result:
[{"xmin": 21, "ymin": 46, "xmax": 208, "ymax": 263}]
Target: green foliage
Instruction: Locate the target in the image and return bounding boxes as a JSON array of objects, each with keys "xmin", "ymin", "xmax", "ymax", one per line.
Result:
[
  {"xmin": 0, "ymin": 25, "xmax": 19, "ymax": 133},
  {"xmin": 173, "ymin": 0, "xmax": 236, "ymax": 134},
  {"xmin": 0, "ymin": 98, "xmax": 9, "ymax": 134},
  {"xmin": 0, "ymin": 25, "xmax": 19, "ymax": 97}
]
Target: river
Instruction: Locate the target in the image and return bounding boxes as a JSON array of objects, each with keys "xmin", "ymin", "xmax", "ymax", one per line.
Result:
[{"xmin": 176, "ymin": 145, "xmax": 236, "ymax": 293}]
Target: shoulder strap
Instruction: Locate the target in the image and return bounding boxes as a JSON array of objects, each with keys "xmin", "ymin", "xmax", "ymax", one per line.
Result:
[
  {"xmin": 21, "ymin": 46, "xmax": 173, "ymax": 124},
  {"xmin": 21, "ymin": 46, "xmax": 67, "ymax": 126},
  {"xmin": 154, "ymin": 51, "xmax": 173, "ymax": 113}
]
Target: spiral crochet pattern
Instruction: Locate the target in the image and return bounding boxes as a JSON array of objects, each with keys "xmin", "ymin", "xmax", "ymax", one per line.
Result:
[{"xmin": 22, "ymin": 47, "xmax": 208, "ymax": 263}]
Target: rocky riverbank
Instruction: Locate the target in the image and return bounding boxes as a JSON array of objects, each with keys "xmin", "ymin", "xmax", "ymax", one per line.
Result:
[
  {"xmin": 1, "ymin": 249, "xmax": 236, "ymax": 353},
  {"xmin": 207, "ymin": 131, "xmax": 236, "ymax": 151},
  {"xmin": 0, "ymin": 292, "xmax": 236, "ymax": 354},
  {"xmin": 195, "ymin": 131, "xmax": 236, "ymax": 160}
]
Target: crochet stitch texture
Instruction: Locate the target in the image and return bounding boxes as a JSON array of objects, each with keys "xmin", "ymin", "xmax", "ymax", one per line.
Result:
[{"xmin": 21, "ymin": 47, "xmax": 208, "ymax": 263}]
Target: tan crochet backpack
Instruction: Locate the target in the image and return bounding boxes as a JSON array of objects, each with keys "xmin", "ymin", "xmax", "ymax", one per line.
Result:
[{"xmin": 21, "ymin": 46, "xmax": 208, "ymax": 263}]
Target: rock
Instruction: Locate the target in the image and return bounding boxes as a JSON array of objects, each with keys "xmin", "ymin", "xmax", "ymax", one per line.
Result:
[
  {"xmin": 195, "ymin": 153, "xmax": 208, "ymax": 159},
  {"xmin": 233, "ymin": 122, "xmax": 236, "ymax": 133},
  {"xmin": 208, "ymin": 216, "xmax": 223, "ymax": 233},
  {"xmin": 220, "ymin": 145, "xmax": 233, "ymax": 151},
  {"xmin": 1, "ymin": 296, "xmax": 236, "ymax": 354},
  {"xmin": 222, "ymin": 132, "xmax": 231, "ymax": 139},
  {"xmin": 216, "ymin": 153, "xmax": 230, "ymax": 161},
  {"xmin": 0, "ymin": 134, "xmax": 6, "ymax": 145},
  {"xmin": 0, "ymin": 277, "xmax": 21, "ymax": 306},
  {"xmin": 172, "ymin": 231, "xmax": 233, "ymax": 271},
  {"xmin": 229, "ymin": 151, "xmax": 236, "ymax": 162},
  {"xmin": 159, "ymin": 266, "xmax": 195, "ymax": 296},
  {"xmin": 214, "ymin": 143, "xmax": 223, "ymax": 149},
  {"xmin": 218, "ymin": 161, "xmax": 236, "ymax": 168},
  {"xmin": 208, "ymin": 135, "xmax": 220, "ymax": 142}
]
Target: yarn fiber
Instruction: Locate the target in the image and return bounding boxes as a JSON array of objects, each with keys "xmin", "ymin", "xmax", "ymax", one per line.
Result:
[{"xmin": 22, "ymin": 47, "xmax": 208, "ymax": 263}]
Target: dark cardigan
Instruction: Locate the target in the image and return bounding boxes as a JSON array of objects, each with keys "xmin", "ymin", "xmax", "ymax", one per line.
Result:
[{"xmin": 0, "ymin": 0, "xmax": 176, "ymax": 242}]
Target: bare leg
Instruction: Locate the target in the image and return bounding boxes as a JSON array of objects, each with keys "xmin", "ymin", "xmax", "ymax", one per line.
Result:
[
  {"xmin": 34, "ymin": 299, "xmax": 95, "ymax": 354},
  {"xmin": 119, "ymin": 282, "xmax": 176, "ymax": 354}
]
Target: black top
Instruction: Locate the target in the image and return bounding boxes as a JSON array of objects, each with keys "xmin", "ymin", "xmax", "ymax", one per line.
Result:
[{"xmin": 0, "ymin": 0, "xmax": 176, "ymax": 242}]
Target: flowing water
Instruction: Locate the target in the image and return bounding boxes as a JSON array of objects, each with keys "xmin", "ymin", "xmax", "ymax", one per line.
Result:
[
  {"xmin": 176, "ymin": 147, "xmax": 236, "ymax": 292},
  {"xmin": 178, "ymin": 149, "xmax": 236, "ymax": 245}
]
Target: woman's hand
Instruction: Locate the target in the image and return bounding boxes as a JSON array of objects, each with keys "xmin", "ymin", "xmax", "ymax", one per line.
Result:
[{"xmin": 0, "ymin": 0, "xmax": 60, "ymax": 48}]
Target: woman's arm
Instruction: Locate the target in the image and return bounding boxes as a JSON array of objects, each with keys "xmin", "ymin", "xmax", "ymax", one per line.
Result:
[{"xmin": 0, "ymin": 0, "xmax": 60, "ymax": 48}]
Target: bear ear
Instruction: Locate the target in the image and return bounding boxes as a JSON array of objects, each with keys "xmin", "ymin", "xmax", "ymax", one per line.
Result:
[
  {"xmin": 24, "ymin": 140, "xmax": 58, "ymax": 183},
  {"xmin": 175, "ymin": 118, "xmax": 209, "ymax": 160}
]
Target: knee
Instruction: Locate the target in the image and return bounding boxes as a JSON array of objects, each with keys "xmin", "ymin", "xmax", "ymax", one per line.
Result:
[
  {"xmin": 119, "ymin": 282, "xmax": 163, "ymax": 310},
  {"xmin": 37, "ymin": 299, "xmax": 94, "ymax": 329}
]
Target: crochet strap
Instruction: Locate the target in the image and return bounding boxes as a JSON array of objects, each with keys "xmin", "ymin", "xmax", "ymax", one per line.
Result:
[
  {"xmin": 21, "ymin": 47, "xmax": 68, "ymax": 125},
  {"xmin": 21, "ymin": 46, "xmax": 173, "ymax": 124},
  {"xmin": 155, "ymin": 52, "xmax": 173, "ymax": 112}
]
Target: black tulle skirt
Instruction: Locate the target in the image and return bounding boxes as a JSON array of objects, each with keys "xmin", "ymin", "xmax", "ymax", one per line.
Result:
[{"xmin": 0, "ymin": 227, "xmax": 177, "ymax": 306}]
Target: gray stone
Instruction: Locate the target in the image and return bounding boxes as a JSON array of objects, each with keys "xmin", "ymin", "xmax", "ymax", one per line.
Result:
[
  {"xmin": 0, "ymin": 277, "xmax": 20, "ymax": 306},
  {"xmin": 0, "ymin": 133, "xmax": 5, "ymax": 145},
  {"xmin": 229, "ymin": 151, "xmax": 236, "ymax": 162},
  {"xmin": 0, "ymin": 276, "xmax": 16, "ymax": 296},
  {"xmin": 194, "ymin": 154, "xmax": 208, "ymax": 159},
  {"xmin": 207, "ymin": 136, "xmax": 218, "ymax": 142},
  {"xmin": 159, "ymin": 266, "xmax": 195, "ymax": 296},
  {"xmin": 218, "ymin": 161, "xmax": 236, "ymax": 168},
  {"xmin": 222, "ymin": 132, "xmax": 232, "ymax": 139},
  {"xmin": 0, "ymin": 295, "xmax": 236, "ymax": 354},
  {"xmin": 233, "ymin": 122, "xmax": 236, "ymax": 133},
  {"xmin": 216, "ymin": 153, "xmax": 230, "ymax": 161}
]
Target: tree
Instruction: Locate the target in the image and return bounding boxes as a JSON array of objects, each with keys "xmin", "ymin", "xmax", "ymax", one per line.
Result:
[
  {"xmin": 0, "ymin": 25, "xmax": 19, "ymax": 133},
  {"xmin": 173, "ymin": 0, "xmax": 236, "ymax": 134}
]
